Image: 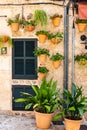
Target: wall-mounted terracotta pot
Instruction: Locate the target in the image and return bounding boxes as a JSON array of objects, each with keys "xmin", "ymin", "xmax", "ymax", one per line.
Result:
[
  {"xmin": 38, "ymin": 72, "xmax": 47, "ymax": 80},
  {"xmin": 39, "ymin": 54, "xmax": 47, "ymax": 63},
  {"xmin": 51, "ymin": 39, "xmax": 61, "ymax": 44},
  {"xmin": 10, "ymin": 23, "xmax": 19, "ymax": 32},
  {"xmin": 52, "ymin": 17, "xmax": 61, "ymax": 27},
  {"xmin": 52, "ymin": 60, "xmax": 61, "ymax": 69},
  {"xmin": 38, "ymin": 34, "xmax": 47, "ymax": 43},
  {"xmin": 24, "ymin": 25, "xmax": 35, "ymax": 31},
  {"xmin": 77, "ymin": 23, "xmax": 87, "ymax": 32}
]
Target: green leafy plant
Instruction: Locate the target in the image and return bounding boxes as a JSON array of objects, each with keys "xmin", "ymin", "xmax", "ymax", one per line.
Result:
[
  {"xmin": 75, "ymin": 18, "xmax": 87, "ymax": 24},
  {"xmin": 24, "ymin": 20, "xmax": 37, "ymax": 27},
  {"xmin": 0, "ymin": 35, "xmax": 12, "ymax": 47},
  {"xmin": 37, "ymin": 66, "xmax": 49, "ymax": 73},
  {"xmin": 36, "ymin": 30, "xmax": 49, "ymax": 36},
  {"xmin": 34, "ymin": 9, "xmax": 48, "ymax": 26},
  {"xmin": 50, "ymin": 14, "xmax": 63, "ymax": 19},
  {"xmin": 15, "ymin": 78, "xmax": 60, "ymax": 113},
  {"xmin": 48, "ymin": 32, "xmax": 63, "ymax": 40},
  {"xmin": 50, "ymin": 53, "xmax": 64, "ymax": 61},
  {"xmin": 33, "ymin": 47, "xmax": 50, "ymax": 56},
  {"xmin": 53, "ymin": 83, "xmax": 87, "ymax": 121}
]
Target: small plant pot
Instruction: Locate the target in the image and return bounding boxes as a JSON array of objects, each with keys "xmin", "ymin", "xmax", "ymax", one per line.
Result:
[
  {"xmin": 38, "ymin": 34, "xmax": 47, "ymax": 43},
  {"xmin": 52, "ymin": 17, "xmax": 61, "ymax": 27},
  {"xmin": 1, "ymin": 36, "xmax": 9, "ymax": 43},
  {"xmin": 78, "ymin": 61, "xmax": 87, "ymax": 65},
  {"xmin": 51, "ymin": 39, "xmax": 61, "ymax": 44},
  {"xmin": 39, "ymin": 54, "xmax": 47, "ymax": 63},
  {"xmin": 38, "ymin": 72, "xmax": 47, "ymax": 80},
  {"xmin": 24, "ymin": 25, "xmax": 35, "ymax": 31},
  {"xmin": 65, "ymin": 118, "xmax": 82, "ymax": 130},
  {"xmin": 10, "ymin": 23, "xmax": 19, "ymax": 32},
  {"xmin": 77, "ymin": 23, "xmax": 87, "ymax": 32},
  {"xmin": 52, "ymin": 60, "xmax": 61, "ymax": 69},
  {"xmin": 34, "ymin": 110, "xmax": 54, "ymax": 129}
]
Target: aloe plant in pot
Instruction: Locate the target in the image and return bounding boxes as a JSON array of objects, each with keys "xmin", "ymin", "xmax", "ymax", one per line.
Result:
[
  {"xmin": 33, "ymin": 47, "xmax": 50, "ymax": 63},
  {"xmin": 53, "ymin": 83, "xmax": 87, "ymax": 130},
  {"xmin": 15, "ymin": 78, "xmax": 61, "ymax": 129}
]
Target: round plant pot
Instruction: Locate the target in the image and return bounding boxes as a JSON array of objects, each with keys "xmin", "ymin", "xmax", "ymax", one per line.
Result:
[
  {"xmin": 51, "ymin": 39, "xmax": 61, "ymax": 44},
  {"xmin": 65, "ymin": 118, "xmax": 82, "ymax": 130},
  {"xmin": 38, "ymin": 34, "xmax": 47, "ymax": 43},
  {"xmin": 52, "ymin": 60, "xmax": 61, "ymax": 69},
  {"xmin": 1, "ymin": 36, "xmax": 9, "ymax": 43},
  {"xmin": 77, "ymin": 23, "xmax": 87, "ymax": 32},
  {"xmin": 10, "ymin": 23, "xmax": 19, "ymax": 32},
  {"xmin": 52, "ymin": 17, "xmax": 61, "ymax": 27},
  {"xmin": 34, "ymin": 110, "xmax": 54, "ymax": 129},
  {"xmin": 39, "ymin": 54, "xmax": 47, "ymax": 63},
  {"xmin": 38, "ymin": 72, "xmax": 47, "ymax": 80},
  {"xmin": 24, "ymin": 25, "xmax": 35, "ymax": 31}
]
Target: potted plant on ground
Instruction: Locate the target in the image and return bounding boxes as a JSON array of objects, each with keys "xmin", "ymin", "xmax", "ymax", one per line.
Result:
[
  {"xmin": 33, "ymin": 47, "xmax": 50, "ymax": 63},
  {"xmin": 48, "ymin": 32, "xmax": 63, "ymax": 44},
  {"xmin": 50, "ymin": 13, "xmax": 63, "ymax": 27},
  {"xmin": 37, "ymin": 66, "xmax": 49, "ymax": 80},
  {"xmin": 34, "ymin": 9, "xmax": 48, "ymax": 26},
  {"xmin": 53, "ymin": 83, "xmax": 87, "ymax": 130},
  {"xmin": 7, "ymin": 14, "xmax": 23, "ymax": 32},
  {"xmin": 15, "ymin": 78, "xmax": 61, "ymax": 129},
  {"xmin": 75, "ymin": 17, "xmax": 87, "ymax": 32},
  {"xmin": 50, "ymin": 53, "xmax": 64, "ymax": 69},
  {"xmin": 75, "ymin": 53, "xmax": 87, "ymax": 67},
  {"xmin": 36, "ymin": 30, "xmax": 49, "ymax": 43}
]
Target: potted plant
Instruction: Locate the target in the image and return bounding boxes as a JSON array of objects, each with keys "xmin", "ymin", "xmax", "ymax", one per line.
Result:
[
  {"xmin": 33, "ymin": 47, "xmax": 50, "ymax": 63},
  {"xmin": 53, "ymin": 83, "xmax": 87, "ymax": 130},
  {"xmin": 50, "ymin": 13, "xmax": 63, "ymax": 27},
  {"xmin": 75, "ymin": 53, "xmax": 87, "ymax": 67},
  {"xmin": 50, "ymin": 53, "xmax": 64, "ymax": 68},
  {"xmin": 7, "ymin": 14, "xmax": 23, "ymax": 32},
  {"xmin": 37, "ymin": 66, "xmax": 49, "ymax": 80},
  {"xmin": 36, "ymin": 30, "xmax": 49, "ymax": 43},
  {"xmin": 24, "ymin": 20, "xmax": 37, "ymax": 31},
  {"xmin": 34, "ymin": 9, "xmax": 48, "ymax": 26},
  {"xmin": 15, "ymin": 78, "xmax": 61, "ymax": 129},
  {"xmin": 75, "ymin": 18, "xmax": 87, "ymax": 32},
  {"xmin": 48, "ymin": 32, "xmax": 63, "ymax": 44}
]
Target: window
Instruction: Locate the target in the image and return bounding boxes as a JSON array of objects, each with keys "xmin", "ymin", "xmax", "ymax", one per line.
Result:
[{"xmin": 12, "ymin": 39, "xmax": 37, "ymax": 79}]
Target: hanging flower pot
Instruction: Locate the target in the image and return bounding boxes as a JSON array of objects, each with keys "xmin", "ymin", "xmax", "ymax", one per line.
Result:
[
  {"xmin": 38, "ymin": 72, "xmax": 47, "ymax": 80},
  {"xmin": 10, "ymin": 23, "xmax": 20, "ymax": 32},
  {"xmin": 52, "ymin": 60, "xmax": 61, "ymax": 69},
  {"xmin": 24, "ymin": 20, "xmax": 36, "ymax": 32},
  {"xmin": 39, "ymin": 54, "xmax": 47, "ymax": 63},
  {"xmin": 51, "ymin": 38, "xmax": 61, "ymax": 44},
  {"xmin": 24, "ymin": 25, "xmax": 35, "ymax": 31}
]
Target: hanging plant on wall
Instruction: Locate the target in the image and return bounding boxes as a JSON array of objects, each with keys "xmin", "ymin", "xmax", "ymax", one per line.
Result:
[
  {"xmin": 34, "ymin": 9, "xmax": 48, "ymax": 26},
  {"xmin": 75, "ymin": 53, "xmax": 87, "ymax": 67}
]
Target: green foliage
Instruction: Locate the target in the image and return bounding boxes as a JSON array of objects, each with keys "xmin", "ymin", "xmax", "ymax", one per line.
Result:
[
  {"xmin": 24, "ymin": 20, "xmax": 37, "ymax": 26},
  {"xmin": 48, "ymin": 32, "xmax": 63, "ymax": 40},
  {"xmin": 53, "ymin": 83, "xmax": 87, "ymax": 121},
  {"xmin": 36, "ymin": 30, "xmax": 49, "ymax": 36},
  {"xmin": 50, "ymin": 14, "xmax": 63, "ymax": 19},
  {"xmin": 33, "ymin": 47, "xmax": 50, "ymax": 56},
  {"xmin": 15, "ymin": 78, "xmax": 61, "ymax": 113},
  {"xmin": 37, "ymin": 66, "xmax": 49, "ymax": 73},
  {"xmin": 50, "ymin": 53, "xmax": 64, "ymax": 61},
  {"xmin": 75, "ymin": 18, "xmax": 87, "ymax": 24},
  {"xmin": 0, "ymin": 36, "xmax": 12, "ymax": 47},
  {"xmin": 34, "ymin": 9, "xmax": 48, "ymax": 26}
]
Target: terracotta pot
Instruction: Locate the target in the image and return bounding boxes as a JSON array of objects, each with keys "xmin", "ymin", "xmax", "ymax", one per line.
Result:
[
  {"xmin": 38, "ymin": 34, "xmax": 47, "ymax": 43},
  {"xmin": 65, "ymin": 118, "xmax": 82, "ymax": 130},
  {"xmin": 52, "ymin": 60, "xmax": 61, "ymax": 69},
  {"xmin": 77, "ymin": 23, "xmax": 87, "ymax": 32},
  {"xmin": 10, "ymin": 23, "xmax": 19, "ymax": 32},
  {"xmin": 39, "ymin": 54, "xmax": 47, "ymax": 63},
  {"xmin": 38, "ymin": 72, "xmax": 47, "ymax": 80},
  {"xmin": 34, "ymin": 110, "xmax": 54, "ymax": 129},
  {"xmin": 51, "ymin": 39, "xmax": 61, "ymax": 44},
  {"xmin": 52, "ymin": 17, "xmax": 61, "ymax": 27},
  {"xmin": 78, "ymin": 61, "xmax": 87, "ymax": 65},
  {"xmin": 2, "ymin": 36, "xmax": 9, "ymax": 43},
  {"xmin": 24, "ymin": 25, "xmax": 35, "ymax": 31}
]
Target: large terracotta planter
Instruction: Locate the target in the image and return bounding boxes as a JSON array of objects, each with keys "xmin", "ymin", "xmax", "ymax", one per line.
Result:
[
  {"xmin": 65, "ymin": 118, "xmax": 82, "ymax": 130},
  {"xmin": 52, "ymin": 17, "xmax": 61, "ymax": 27},
  {"xmin": 38, "ymin": 34, "xmax": 47, "ymax": 43},
  {"xmin": 24, "ymin": 25, "xmax": 35, "ymax": 31},
  {"xmin": 52, "ymin": 60, "xmax": 61, "ymax": 69},
  {"xmin": 38, "ymin": 72, "xmax": 47, "ymax": 80},
  {"xmin": 51, "ymin": 39, "xmax": 61, "ymax": 44},
  {"xmin": 34, "ymin": 110, "xmax": 54, "ymax": 129},
  {"xmin": 10, "ymin": 23, "xmax": 19, "ymax": 32},
  {"xmin": 77, "ymin": 23, "xmax": 87, "ymax": 32},
  {"xmin": 39, "ymin": 54, "xmax": 47, "ymax": 63}
]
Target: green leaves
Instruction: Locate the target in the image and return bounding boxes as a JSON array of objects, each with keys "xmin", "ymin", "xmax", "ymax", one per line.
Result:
[
  {"xmin": 37, "ymin": 66, "xmax": 49, "ymax": 73},
  {"xmin": 50, "ymin": 53, "xmax": 64, "ymax": 61},
  {"xmin": 33, "ymin": 47, "xmax": 50, "ymax": 56}
]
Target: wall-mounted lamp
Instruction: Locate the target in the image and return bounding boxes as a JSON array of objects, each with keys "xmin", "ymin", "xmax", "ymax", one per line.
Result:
[
  {"xmin": 80, "ymin": 35, "xmax": 87, "ymax": 49},
  {"xmin": 1, "ymin": 47, "xmax": 7, "ymax": 54}
]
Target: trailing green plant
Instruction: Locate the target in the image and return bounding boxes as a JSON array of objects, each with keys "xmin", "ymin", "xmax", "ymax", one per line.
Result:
[
  {"xmin": 15, "ymin": 78, "xmax": 61, "ymax": 113},
  {"xmin": 48, "ymin": 32, "xmax": 63, "ymax": 40},
  {"xmin": 50, "ymin": 53, "xmax": 64, "ymax": 61},
  {"xmin": 34, "ymin": 9, "xmax": 48, "ymax": 26},
  {"xmin": 37, "ymin": 66, "xmax": 49, "ymax": 73},
  {"xmin": 50, "ymin": 13, "xmax": 63, "ymax": 19},
  {"xmin": 36, "ymin": 30, "xmax": 49, "ymax": 36},
  {"xmin": 53, "ymin": 83, "xmax": 87, "ymax": 121},
  {"xmin": 33, "ymin": 47, "xmax": 50, "ymax": 56},
  {"xmin": 75, "ymin": 18, "xmax": 87, "ymax": 24}
]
